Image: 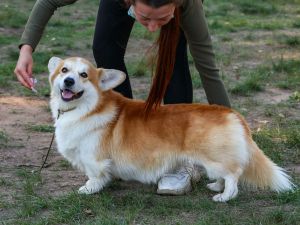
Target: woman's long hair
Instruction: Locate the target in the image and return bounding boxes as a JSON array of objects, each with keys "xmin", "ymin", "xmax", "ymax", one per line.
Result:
[
  {"xmin": 130, "ymin": 0, "xmax": 181, "ymax": 116},
  {"xmin": 144, "ymin": 7, "xmax": 180, "ymax": 116}
]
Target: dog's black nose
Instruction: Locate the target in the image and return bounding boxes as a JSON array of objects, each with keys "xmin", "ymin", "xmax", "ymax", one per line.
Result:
[{"xmin": 64, "ymin": 77, "xmax": 75, "ymax": 87}]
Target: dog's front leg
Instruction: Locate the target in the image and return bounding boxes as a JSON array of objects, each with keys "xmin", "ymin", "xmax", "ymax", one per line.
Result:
[
  {"xmin": 78, "ymin": 160, "xmax": 112, "ymax": 194},
  {"xmin": 78, "ymin": 176, "xmax": 110, "ymax": 194}
]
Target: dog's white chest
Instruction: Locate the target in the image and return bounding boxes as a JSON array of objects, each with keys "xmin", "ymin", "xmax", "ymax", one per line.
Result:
[{"xmin": 55, "ymin": 116, "xmax": 102, "ymax": 170}]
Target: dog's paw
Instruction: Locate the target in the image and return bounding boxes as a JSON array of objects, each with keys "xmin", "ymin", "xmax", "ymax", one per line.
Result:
[
  {"xmin": 207, "ymin": 182, "xmax": 224, "ymax": 192},
  {"xmin": 212, "ymin": 193, "xmax": 227, "ymax": 202},
  {"xmin": 78, "ymin": 179, "xmax": 102, "ymax": 194},
  {"xmin": 212, "ymin": 188, "xmax": 238, "ymax": 202},
  {"xmin": 78, "ymin": 185, "xmax": 97, "ymax": 194}
]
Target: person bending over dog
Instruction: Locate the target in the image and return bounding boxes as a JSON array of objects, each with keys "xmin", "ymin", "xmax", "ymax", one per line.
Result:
[{"xmin": 14, "ymin": 0, "xmax": 231, "ymax": 195}]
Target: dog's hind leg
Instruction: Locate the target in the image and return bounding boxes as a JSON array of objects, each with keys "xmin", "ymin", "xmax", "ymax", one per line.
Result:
[
  {"xmin": 198, "ymin": 161, "xmax": 237, "ymax": 201},
  {"xmin": 212, "ymin": 169, "xmax": 242, "ymax": 202},
  {"xmin": 207, "ymin": 178, "xmax": 224, "ymax": 192}
]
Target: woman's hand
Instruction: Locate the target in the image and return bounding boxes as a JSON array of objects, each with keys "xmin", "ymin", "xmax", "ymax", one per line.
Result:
[{"xmin": 14, "ymin": 45, "xmax": 34, "ymax": 89}]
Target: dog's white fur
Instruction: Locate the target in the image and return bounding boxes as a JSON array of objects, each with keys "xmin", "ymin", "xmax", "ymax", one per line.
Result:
[{"xmin": 49, "ymin": 57, "xmax": 294, "ymax": 202}]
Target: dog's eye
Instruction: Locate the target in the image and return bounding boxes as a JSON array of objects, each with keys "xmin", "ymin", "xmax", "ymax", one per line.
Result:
[
  {"xmin": 61, "ymin": 67, "xmax": 68, "ymax": 73},
  {"xmin": 80, "ymin": 72, "xmax": 88, "ymax": 78}
]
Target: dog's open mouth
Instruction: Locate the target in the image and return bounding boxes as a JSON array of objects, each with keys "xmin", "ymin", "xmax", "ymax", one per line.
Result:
[{"xmin": 60, "ymin": 89, "xmax": 84, "ymax": 102}]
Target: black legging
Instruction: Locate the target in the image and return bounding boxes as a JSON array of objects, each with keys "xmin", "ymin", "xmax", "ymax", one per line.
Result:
[{"xmin": 93, "ymin": 0, "xmax": 193, "ymax": 104}]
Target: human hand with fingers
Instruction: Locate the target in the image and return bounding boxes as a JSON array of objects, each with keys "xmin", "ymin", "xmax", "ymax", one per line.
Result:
[{"xmin": 14, "ymin": 44, "xmax": 35, "ymax": 89}]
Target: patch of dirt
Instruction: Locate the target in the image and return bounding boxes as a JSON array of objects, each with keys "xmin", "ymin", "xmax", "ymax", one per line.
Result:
[
  {"xmin": 0, "ymin": 96, "xmax": 86, "ymax": 198},
  {"xmin": 255, "ymin": 87, "xmax": 293, "ymax": 104},
  {"xmin": 0, "ymin": 27, "xmax": 23, "ymax": 36},
  {"xmin": 287, "ymin": 165, "xmax": 300, "ymax": 175}
]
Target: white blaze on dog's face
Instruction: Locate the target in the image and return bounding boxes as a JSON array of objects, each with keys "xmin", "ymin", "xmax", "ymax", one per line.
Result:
[{"xmin": 48, "ymin": 57, "xmax": 126, "ymax": 109}]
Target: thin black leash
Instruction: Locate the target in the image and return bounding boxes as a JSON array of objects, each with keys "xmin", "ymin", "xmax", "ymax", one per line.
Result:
[
  {"xmin": 39, "ymin": 110, "xmax": 61, "ymax": 172},
  {"xmin": 39, "ymin": 130, "xmax": 56, "ymax": 171}
]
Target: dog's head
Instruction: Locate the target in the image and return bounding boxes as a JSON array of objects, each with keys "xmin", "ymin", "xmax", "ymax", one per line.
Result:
[{"xmin": 48, "ymin": 57, "xmax": 126, "ymax": 110}]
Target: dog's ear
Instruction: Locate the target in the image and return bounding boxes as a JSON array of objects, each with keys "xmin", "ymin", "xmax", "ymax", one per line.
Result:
[
  {"xmin": 48, "ymin": 57, "xmax": 62, "ymax": 74},
  {"xmin": 99, "ymin": 69, "xmax": 126, "ymax": 91}
]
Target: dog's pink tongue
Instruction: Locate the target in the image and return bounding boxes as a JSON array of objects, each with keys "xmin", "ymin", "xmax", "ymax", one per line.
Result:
[{"xmin": 62, "ymin": 90, "xmax": 74, "ymax": 99}]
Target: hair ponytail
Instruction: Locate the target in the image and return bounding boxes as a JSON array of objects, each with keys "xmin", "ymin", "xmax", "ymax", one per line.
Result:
[{"xmin": 144, "ymin": 7, "xmax": 180, "ymax": 116}]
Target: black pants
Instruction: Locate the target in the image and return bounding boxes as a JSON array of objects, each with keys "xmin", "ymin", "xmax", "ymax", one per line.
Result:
[{"xmin": 93, "ymin": 0, "xmax": 193, "ymax": 104}]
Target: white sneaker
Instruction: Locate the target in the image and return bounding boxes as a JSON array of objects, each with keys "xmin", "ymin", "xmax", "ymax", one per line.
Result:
[{"xmin": 157, "ymin": 166, "xmax": 201, "ymax": 195}]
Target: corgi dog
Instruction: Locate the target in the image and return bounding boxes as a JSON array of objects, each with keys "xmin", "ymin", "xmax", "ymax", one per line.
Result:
[{"xmin": 48, "ymin": 56, "xmax": 294, "ymax": 202}]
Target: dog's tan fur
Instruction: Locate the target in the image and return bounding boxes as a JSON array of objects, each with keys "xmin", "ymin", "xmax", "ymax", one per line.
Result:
[{"xmin": 49, "ymin": 57, "xmax": 294, "ymax": 202}]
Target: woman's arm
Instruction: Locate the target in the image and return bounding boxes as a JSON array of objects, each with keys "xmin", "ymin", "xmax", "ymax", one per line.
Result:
[{"xmin": 180, "ymin": 0, "xmax": 231, "ymax": 107}]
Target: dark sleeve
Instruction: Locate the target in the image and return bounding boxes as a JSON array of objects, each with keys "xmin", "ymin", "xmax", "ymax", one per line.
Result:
[
  {"xmin": 180, "ymin": 0, "xmax": 231, "ymax": 107},
  {"xmin": 19, "ymin": 0, "xmax": 77, "ymax": 51}
]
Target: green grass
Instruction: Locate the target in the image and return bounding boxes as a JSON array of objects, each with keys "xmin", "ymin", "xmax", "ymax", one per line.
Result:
[
  {"xmin": 253, "ymin": 127, "xmax": 300, "ymax": 164},
  {"xmin": 230, "ymin": 66, "xmax": 271, "ymax": 96},
  {"xmin": 253, "ymin": 115, "xmax": 300, "ymax": 164},
  {"xmin": 293, "ymin": 20, "xmax": 300, "ymax": 28},
  {"xmin": 131, "ymin": 23, "xmax": 158, "ymax": 40},
  {"xmin": 204, "ymin": 0, "xmax": 296, "ymax": 33},
  {"xmin": 0, "ymin": 6, "xmax": 27, "ymax": 28},
  {"xmin": 276, "ymin": 35, "xmax": 300, "ymax": 47},
  {"xmin": 230, "ymin": 76, "xmax": 263, "ymax": 95},
  {"xmin": 230, "ymin": 58, "xmax": 300, "ymax": 95},
  {"xmin": 236, "ymin": 1, "xmax": 278, "ymax": 15},
  {"xmin": 0, "ymin": 130, "xmax": 9, "ymax": 147},
  {"xmin": 272, "ymin": 59, "xmax": 300, "ymax": 74},
  {"xmin": 58, "ymin": 160, "xmax": 72, "ymax": 169},
  {"xmin": 272, "ymin": 59, "xmax": 300, "ymax": 89},
  {"xmin": 127, "ymin": 58, "xmax": 151, "ymax": 77},
  {"xmin": 2, "ymin": 168, "xmax": 298, "ymax": 225},
  {"xmin": 0, "ymin": 62, "xmax": 17, "ymax": 88},
  {"xmin": 284, "ymin": 36, "xmax": 300, "ymax": 46},
  {"xmin": 25, "ymin": 124, "xmax": 54, "ymax": 133},
  {"xmin": 0, "ymin": 35, "xmax": 19, "ymax": 46},
  {"xmin": 289, "ymin": 91, "xmax": 300, "ymax": 102},
  {"xmin": 0, "ymin": 177, "xmax": 11, "ymax": 186}
]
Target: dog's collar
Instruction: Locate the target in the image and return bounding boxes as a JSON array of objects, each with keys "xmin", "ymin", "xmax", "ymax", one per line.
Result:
[{"xmin": 57, "ymin": 107, "xmax": 76, "ymax": 119}]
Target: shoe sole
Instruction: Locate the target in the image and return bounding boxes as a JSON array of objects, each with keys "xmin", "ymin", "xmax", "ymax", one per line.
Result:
[{"xmin": 157, "ymin": 183, "xmax": 192, "ymax": 196}]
